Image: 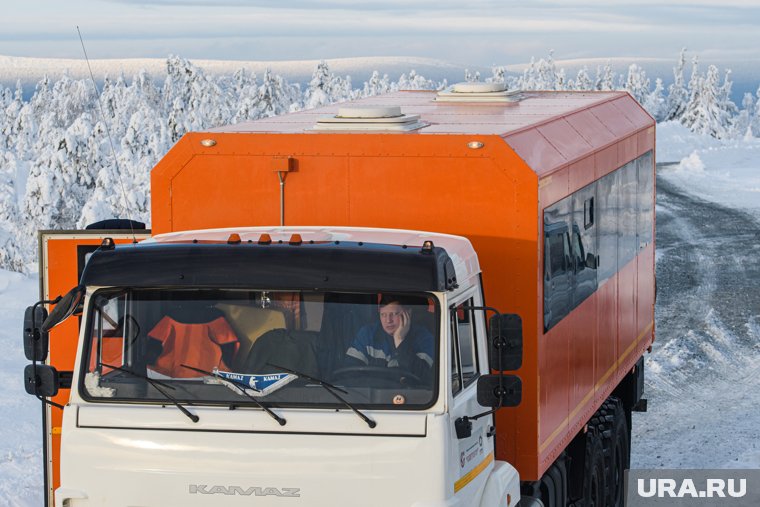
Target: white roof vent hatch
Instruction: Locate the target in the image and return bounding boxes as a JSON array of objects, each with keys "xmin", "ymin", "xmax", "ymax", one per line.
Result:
[
  {"xmin": 436, "ymin": 82, "xmax": 524, "ymax": 103},
  {"xmin": 314, "ymin": 105, "xmax": 427, "ymax": 132}
]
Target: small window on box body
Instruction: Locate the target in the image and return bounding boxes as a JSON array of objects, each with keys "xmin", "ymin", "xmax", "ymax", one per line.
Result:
[{"xmin": 584, "ymin": 197, "xmax": 595, "ymax": 229}]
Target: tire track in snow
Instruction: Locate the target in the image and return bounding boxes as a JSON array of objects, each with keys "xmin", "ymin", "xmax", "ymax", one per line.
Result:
[{"xmin": 631, "ymin": 170, "xmax": 760, "ymax": 469}]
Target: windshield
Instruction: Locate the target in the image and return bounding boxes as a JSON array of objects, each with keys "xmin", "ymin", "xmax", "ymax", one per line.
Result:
[{"xmin": 80, "ymin": 289, "xmax": 439, "ymax": 410}]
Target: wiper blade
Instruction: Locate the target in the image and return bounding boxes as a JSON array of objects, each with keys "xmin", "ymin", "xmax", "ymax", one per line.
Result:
[
  {"xmin": 100, "ymin": 363, "xmax": 199, "ymax": 423},
  {"xmin": 180, "ymin": 364, "xmax": 286, "ymax": 426},
  {"xmin": 267, "ymin": 363, "xmax": 376, "ymax": 429}
]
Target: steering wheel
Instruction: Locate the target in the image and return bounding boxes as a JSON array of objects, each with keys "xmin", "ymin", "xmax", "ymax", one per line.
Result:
[{"xmin": 331, "ymin": 366, "xmax": 423, "ymax": 388}]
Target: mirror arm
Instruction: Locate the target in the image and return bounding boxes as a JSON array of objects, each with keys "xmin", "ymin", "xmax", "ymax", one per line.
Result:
[
  {"xmin": 35, "ymin": 394, "xmax": 65, "ymax": 410},
  {"xmin": 30, "ymin": 296, "xmax": 65, "ymax": 410}
]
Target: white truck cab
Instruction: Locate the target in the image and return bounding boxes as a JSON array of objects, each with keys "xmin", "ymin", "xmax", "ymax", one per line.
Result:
[{"xmin": 35, "ymin": 228, "xmax": 523, "ymax": 507}]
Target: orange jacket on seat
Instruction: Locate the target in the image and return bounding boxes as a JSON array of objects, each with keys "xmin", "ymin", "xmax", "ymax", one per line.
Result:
[{"xmin": 148, "ymin": 316, "xmax": 239, "ymax": 377}]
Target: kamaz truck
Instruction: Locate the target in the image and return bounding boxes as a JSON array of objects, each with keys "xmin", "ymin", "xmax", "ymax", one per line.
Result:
[{"xmin": 24, "ymin": 83, "xmax": 654, "ymax": 507}]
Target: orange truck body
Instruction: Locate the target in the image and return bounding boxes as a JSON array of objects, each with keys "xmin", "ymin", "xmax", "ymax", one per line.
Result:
[
  {"xmin": 149, "ymin": 90, "xmax": 656, "ymax": 481},
  {"xmin": 42, "ymin": 89, "xmax": 654, "ymax": 492}
]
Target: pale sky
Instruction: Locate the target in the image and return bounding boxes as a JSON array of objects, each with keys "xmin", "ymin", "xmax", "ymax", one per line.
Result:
[{"xmin": 2, "ymin": 0, "xmax": 759, "ymax": 65}]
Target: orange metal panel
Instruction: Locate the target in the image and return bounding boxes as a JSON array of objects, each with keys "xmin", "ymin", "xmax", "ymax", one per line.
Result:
[
  {"xmin": 637, "ymin": 245, "xmax": 656, "ymax": 349},
  {"xmin": 42, "ymin": 232, "xmax": 148, "ymax": 506},
  {"xmin": 538, "ymin": 319, "xmax": 569, "ymax": 468},
  {"xmin": 506, "ymin": 130, "xmax": 567, "ymax": 178},
  {"xmin": 589, "ymin": 102, "xmax": 638, "ymax": 139},
  {"xmin": 618, "ymin": 134, "xmax": 639, "ymax": 166},
  {"xmin": 538, "ymin": 166, "xmax": 570, "ymax": 207},
  {"xmin": 638, "ymin": 126, "xmax": 655, "ymax": 154},
  {"xmin": 564, "ymin": 109, "xmax": 616, "ymax": 151},
  {"xmin": 617, "ymin": 259, "xmax": 638, "ymax": 381},
  {"xmin": 568, "ymin": 155, "xmax": 596, "ymax": 194},
  {"xmin": 595, "ymin": 278, "xmax": 619, "ymax": 400},
  {"xmin": 536, "ymin": 118, "xmax": 593, "ymax": 165},
  {"xmin": 594, "ymin": 144, "xmax": 620, "ymax": 180},
  {"xmin": 611, "ymin": 96, "xmax": 654, "ymax": 130}
]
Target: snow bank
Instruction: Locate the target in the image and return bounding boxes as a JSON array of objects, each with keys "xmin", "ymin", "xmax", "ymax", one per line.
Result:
[
  {"xmin": 657, "ymin": 121, "xmax": 760, "ymax": 217},
  {"xmin": 0, "ymin": 270, "xmax": 42, "ymax": 506}
]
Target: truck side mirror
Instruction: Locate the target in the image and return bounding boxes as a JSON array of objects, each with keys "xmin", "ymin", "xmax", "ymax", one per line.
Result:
[
  {"xmin": 23, "ymin": 306, "xmax": 49, "ymax": 361},
  {"xmin": 476, "ymin": 374, "xmax": 522, "ymax": 408},
  {"xmin": 42, "ymin": 285, "xmax": 85, "ymax": 333},
  {"xmin": 24, "ymin": 364, "xmax": 60, "ymax": 398},
  {"xmin": 488, "ymin": 313, "xmax": 522, "ymax": 371}
]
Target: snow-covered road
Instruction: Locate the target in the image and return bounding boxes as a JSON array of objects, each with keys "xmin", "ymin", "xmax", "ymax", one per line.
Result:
[{"xmin": 631, "ymin": 171, "xmax": 760, "ymax": 468}]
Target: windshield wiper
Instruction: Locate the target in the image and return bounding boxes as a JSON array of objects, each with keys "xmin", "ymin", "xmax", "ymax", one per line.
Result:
[
  {"xmin": 267, "ymin": 362, "xmax": 376, "ymax": 429},
  {"xmin": 100, "ymin": 363, "xmax": 199, "ymax": 423},
  {"xmin": 180, "ymin": 364, "xmax": 286, "ymax": 426}
]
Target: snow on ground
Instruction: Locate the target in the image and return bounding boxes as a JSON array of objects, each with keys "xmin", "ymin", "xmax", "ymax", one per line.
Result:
[
  {"xmin": 0, "ymin": 270, "xmax": 42, "ymax": 506},
  {"xmin": 630, "ymin": 123, "xmax": 760, "ymax": 470},
  {"xmin": 656, "ymin": 120, "xmax": 760, "ymax": 218}
]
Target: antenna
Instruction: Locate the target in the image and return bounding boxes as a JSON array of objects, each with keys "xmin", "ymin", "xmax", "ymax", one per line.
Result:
[{"xmin": 77, "ymin": 26, "xmax": 137, "ymax": 243}]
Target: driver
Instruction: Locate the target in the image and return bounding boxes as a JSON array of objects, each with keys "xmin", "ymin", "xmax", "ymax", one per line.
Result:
[{"xmin": 344, "ymin": 294, "xmax": 434, "ymax": 377}]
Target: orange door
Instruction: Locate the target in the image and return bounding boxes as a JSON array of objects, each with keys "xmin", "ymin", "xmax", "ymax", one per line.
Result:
[{"xmin": 39, "ymin": 231, "xmax": 150, "ymax": 507}]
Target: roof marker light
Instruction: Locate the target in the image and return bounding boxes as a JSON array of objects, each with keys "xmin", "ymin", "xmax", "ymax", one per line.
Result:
[
  {"xmin": 200, "ymin": 139, "xmax": 217, "ymax": 147},
  {"xmin": 258, "ymin": 234, "xmax": 272, "ymax": 245},
  {"xmin": 468, "ymin": 141, "xmax": 484, "ymax": 149},
  {"xmin": 227, "ymin": 233, "xmax": 241, "ymax": 244},
  {"xmin": 289, "ymin": 234, "xmax": 303, "ymax": 246}
]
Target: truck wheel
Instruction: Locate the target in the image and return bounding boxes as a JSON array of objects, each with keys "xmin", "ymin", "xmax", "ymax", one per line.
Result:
[
  {"xmin": 593, "ymin": 397, "xmax": 629, "ymax": 507},
  {"xmin": 608, "ymin": 400, "xmax": 629, "ymax": 507},
  {"xmin": 581, "ymin": 429, "xmax": 606, "ymax": 507}
]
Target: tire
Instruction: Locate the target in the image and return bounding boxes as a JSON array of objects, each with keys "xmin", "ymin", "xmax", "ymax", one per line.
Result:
[
  {"xmin": 608, "ymin": 401, "xmax": 630, "ymax": 507},
  {"xmin": 581, "ymin": 428, "xmax": 606, "ymax": 507},
  {"xmin": 593, "ymin": 397, "xmax": 629, "ymax": 507}
]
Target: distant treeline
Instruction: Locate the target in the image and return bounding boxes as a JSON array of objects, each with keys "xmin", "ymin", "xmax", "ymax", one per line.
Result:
[{"xmin": 0, "ymin": 50, "xmax": 758, "ymax": 272}]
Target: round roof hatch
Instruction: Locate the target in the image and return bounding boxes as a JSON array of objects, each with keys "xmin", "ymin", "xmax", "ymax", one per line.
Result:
[
  {"xmin": 337, "ymin": 106, "xmax": 402, "ymax": 119},
  {"xmin": 435, "ymin": 82, "xmax": 524, "ymax": 103},
  {"xmin": 314, "ymin": 105, "xmax": 427, "ymax": 132},
  {"xmin": 452, "ymin": 82, "xmax": 508, "ymax": 93}
]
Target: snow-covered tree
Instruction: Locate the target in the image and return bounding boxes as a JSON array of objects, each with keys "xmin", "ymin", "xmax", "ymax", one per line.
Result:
[
  {"xmin": 665, "ymin": 49, "xmax": 689, "ymax": 121},
  {"xmin": 751, "ymin": 85, "xmax": 760, "ymax": 138},
  {"xmin": 733, "ymin": 93, "xmax": 755, "ymax": 139},
  {"xmin": 488, "ymin": 66, "xmax": 506, "ymax": 84},
  {"xmin": 254, "ymin": 68, "xmax": 300, "ymax": 118},
  {"xmin": 464, "ymin": 69, "xmax": 480, "ymax": 82},
  {"xmin": 595, "ymin": 62, "xmax": 616, "ymax": 91},
  {"xmin": 681, "ymin": 64, "xmax": 733, "ymax": 139},
  {"xmin": 362, "ymin": 71, "xmax": 392, "ymax": 97},
  {"xmin": 642, "ymin": 78, "xmax": 666, "ymax": 122},
  {"xmin": 624, "ymin": 64, "xmax": 650, "ymax": 105},
  {"xmin": 1, "ymin": 51, "xmax": 755, "ymax": 271},
  {"xmin": 396, "ymin": 70, "xmax": 437, "ymax": 90},
  {"xmin": 521, "ymin": 51, "xmax": 562, "ymax": 90}
]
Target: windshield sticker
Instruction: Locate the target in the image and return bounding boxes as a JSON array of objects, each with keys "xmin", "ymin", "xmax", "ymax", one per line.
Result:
[{"xmin": 214, "ymin": 370, "xmax": 296, "ymax": 396}]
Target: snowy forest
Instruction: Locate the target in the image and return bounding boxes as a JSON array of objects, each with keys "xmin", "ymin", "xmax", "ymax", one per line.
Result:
[{"xmin": 1, "ymin": 49, "xmax": 759, "ymax": 272}]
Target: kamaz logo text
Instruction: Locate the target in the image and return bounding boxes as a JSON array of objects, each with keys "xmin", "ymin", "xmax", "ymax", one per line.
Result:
[{"xmin": 189, "ymin": 485, "xmax": 301, "ymax": 497}]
